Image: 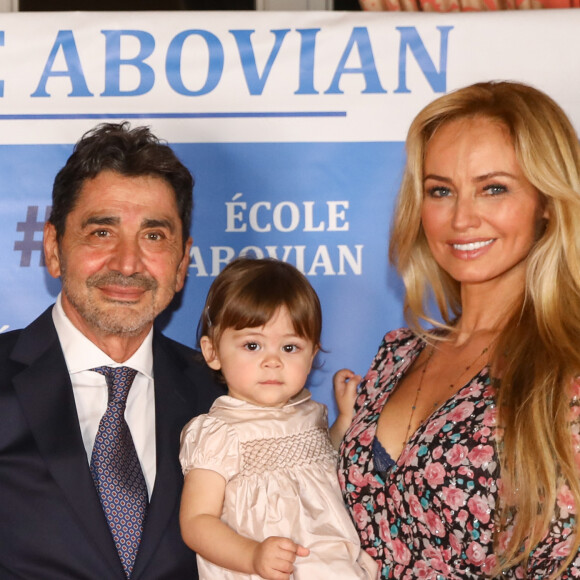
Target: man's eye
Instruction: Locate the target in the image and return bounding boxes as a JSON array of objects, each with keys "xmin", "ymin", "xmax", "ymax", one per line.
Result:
[
  {"xmin": 146, "ymin": 232, "xmax": 164, "ymax": 241},
  {"xmin": 92, "ymin": 229, "xmax": 110, "ymax": 238}
]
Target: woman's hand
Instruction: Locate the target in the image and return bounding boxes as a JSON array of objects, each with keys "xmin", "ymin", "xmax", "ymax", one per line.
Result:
[
  {"xmin": 330, "ymin": 368, "xmax": 362, "ymax": 448},
  {"xmin": 334, "ymin": 368, "xmax": 362, "ymax": 416}
]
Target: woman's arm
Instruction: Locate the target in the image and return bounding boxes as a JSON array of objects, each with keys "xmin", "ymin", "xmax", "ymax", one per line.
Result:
[{"xmin": 180, "ymin": 468, "xmax": 309, "ymax": 580}]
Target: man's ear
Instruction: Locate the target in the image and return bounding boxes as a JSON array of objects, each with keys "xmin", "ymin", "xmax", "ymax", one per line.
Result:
[
  {"xmin": 200, "ymin": 336, "xmax": 221, "ymax": 371},
  {"xmin": 43, "ymin": 222, "xmax": 62, "ymax": 279}
]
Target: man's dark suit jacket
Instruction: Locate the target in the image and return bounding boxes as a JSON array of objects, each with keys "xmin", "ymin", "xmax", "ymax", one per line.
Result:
[{"xmin": 0, "ymin": 307, "xmax": 224, "ymax": 579}]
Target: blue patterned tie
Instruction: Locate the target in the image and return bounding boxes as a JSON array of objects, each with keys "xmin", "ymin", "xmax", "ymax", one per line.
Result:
[{"xmin": 90, "ymin": 366, "xmax": 148, "ymax": 578}]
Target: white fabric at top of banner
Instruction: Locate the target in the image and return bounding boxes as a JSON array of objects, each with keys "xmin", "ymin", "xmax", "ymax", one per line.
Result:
[{"xmin": 0, "ymin": 10, "xmax": 578, "ymax": 144}]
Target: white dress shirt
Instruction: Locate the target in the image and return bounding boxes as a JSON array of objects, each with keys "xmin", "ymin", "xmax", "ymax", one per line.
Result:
[{"xmin": 52, "ymin": 294, "xmax": 156, "ymax": 497}]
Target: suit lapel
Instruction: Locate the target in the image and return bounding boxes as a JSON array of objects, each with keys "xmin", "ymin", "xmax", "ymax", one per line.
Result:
[
  {"xmin": 11, "ymin": 309, "xmax": 124, "ymax": 578},
  {"xmin": 132, "ymin": 333, "xmax": 195, "ymax": 578}
]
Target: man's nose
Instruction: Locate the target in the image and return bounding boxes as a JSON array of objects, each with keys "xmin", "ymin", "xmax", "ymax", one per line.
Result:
[{"xmin": 108, "ymin": 235, "xmax": 144, "ymax": 275}]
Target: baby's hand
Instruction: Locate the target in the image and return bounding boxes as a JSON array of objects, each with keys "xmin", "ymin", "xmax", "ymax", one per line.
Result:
[
  {"xmin": 252, "ymin": 536, "xmax": 309, "ymax": 580},
  {"xmin": 333, "ymin": 368, "xmax": 362, "ymax": 417}
]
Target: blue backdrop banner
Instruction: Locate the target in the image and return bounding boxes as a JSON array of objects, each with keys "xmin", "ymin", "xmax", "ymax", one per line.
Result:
[{"xmin": 2, "ymin": 10, "xmax": 579, "ymax": 420}]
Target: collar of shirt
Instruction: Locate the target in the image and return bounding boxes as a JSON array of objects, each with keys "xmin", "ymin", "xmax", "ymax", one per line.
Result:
[{"xmin": 51, "ymin": 293, "xmax": 157, "ymax": 496}]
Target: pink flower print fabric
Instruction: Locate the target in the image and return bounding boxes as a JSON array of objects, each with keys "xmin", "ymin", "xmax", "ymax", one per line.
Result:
[{"xmin": 338, "ymin": 328, "xmax": 580, "ymax": 579}]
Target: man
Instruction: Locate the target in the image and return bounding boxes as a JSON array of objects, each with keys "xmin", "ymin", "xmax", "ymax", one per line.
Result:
[{"xmin": 0, "ymin": 123, "xmax": 223, "ymax": 579}]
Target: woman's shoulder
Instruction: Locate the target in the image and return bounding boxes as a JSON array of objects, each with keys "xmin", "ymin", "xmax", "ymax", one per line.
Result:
[
  {"xmin": 359, "ymin": 328, "xmax": 424, "ymax": 391},
  {"xmin": 377, "ymin": 327, "xmax": 422, "ymax": 354},
  {"xmin": 383, "ymin": 326, "xmax": 417, "ymax": 342}
]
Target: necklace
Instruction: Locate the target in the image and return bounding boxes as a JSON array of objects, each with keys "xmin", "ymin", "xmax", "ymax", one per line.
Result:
[{"xmin": 402, "ymin": 341, "xmax": 492, "ymax": 452}]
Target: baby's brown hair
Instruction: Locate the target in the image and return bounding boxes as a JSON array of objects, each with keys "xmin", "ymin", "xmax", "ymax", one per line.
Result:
[{"xmin": 199, "ymin": 257, "xmax": 322, "ymax": 352}]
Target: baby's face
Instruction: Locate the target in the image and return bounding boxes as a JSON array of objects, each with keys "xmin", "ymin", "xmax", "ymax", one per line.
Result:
[{"xmin": 200, "ymin": 306, "xmax": 317, "ymax": 408}]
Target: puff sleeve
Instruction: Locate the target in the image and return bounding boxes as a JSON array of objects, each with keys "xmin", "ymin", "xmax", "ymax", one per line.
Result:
[{"xmin": 179, "ymin": 414, "xmax": 241, "ymax": 482}]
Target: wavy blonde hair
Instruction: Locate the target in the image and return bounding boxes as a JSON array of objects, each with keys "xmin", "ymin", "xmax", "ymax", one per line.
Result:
[{"xmin": 389, "ymin": 81, "xmax": 580, "ymax": 575}]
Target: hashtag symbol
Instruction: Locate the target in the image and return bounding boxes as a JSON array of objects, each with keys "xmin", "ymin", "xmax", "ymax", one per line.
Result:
[{"xmin": 14, "ymin": 206, "xmax": 52, "ymax": 267}]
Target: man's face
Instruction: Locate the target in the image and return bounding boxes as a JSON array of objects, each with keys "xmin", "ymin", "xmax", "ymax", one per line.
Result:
[{"xmin": 44, "ymin": 170, "xmax": 192, "ymax": 345}]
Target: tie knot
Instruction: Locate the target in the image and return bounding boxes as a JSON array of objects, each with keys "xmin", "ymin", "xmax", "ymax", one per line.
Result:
[{"xmin": 91, "ymin": 366, "xmax": 138, "ymax": 404}]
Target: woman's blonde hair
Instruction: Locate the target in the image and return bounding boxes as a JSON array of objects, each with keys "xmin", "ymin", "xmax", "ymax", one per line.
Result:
[{"xmin": 390, "ymin": 81, "xmax": 580, "ymax": 575}]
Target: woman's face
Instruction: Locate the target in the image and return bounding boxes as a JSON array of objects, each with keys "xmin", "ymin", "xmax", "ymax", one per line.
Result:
[{"xmin": 420, "ymin": 116, "xmax": 548, "ymax": 292}]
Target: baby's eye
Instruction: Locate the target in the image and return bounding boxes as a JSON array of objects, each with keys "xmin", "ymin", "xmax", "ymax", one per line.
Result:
[
  {"xmin": 244, "ymin": 342, "xmax": 260, "ymax": 352},
  {"xmin": 426, "ymin": 186, "xmax": 451, "ymax": 198},
  {"xmin": 282, "ymin": 344, "xmax": 299, "ymax": 353}
]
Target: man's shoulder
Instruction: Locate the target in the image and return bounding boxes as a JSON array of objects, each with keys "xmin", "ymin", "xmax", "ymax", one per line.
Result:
[
  {"xmin": 0, "ymin": 327, "xmax": 22, "ymax": 357},
  {"xmin": 0, "ymin": 309, "xmax": 60, "ymax": 387},
  {"xmin": 153, "ymin": 332, "xmax": 225, "ymax": 414},
  {"xmin": 153, "ymin": 332, "xmax": 206, "ymax": 368},
  {"xmin": 0, "ymin": 307, "xmax": 57, "ymax": 361},
  {"xmin": 0, "ymin": 306, "xmax": 53, "ymax": 351}
]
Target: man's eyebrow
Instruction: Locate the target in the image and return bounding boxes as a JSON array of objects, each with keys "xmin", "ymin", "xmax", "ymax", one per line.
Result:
[
  {"xmin": 82, "ymin": 216, "xmax": 119, "ymax": 228},
  {"xmin": 142, "ymin": 218, "xmax": 176, "ymax": 232}
]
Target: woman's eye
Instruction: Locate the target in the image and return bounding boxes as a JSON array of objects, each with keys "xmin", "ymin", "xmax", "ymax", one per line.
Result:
[
  {"xmin": 484, "ymin": 184, "xmax": 507, "ymax": 195},
  {"xmin": 426, "ymin": 186, "xmax": 451, "ymax": 198},
  {"xmin": 244, "ymin": 342, "xmax": 260, "ymax": 352}
]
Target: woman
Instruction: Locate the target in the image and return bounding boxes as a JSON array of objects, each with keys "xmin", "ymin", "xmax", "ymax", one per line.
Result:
[{"xmin": 337, "ymin": 81, "xmax": 580, "ymax": 578}]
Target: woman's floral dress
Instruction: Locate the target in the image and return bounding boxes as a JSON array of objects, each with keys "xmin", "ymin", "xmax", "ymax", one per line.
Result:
[{"xmin": 339, "ymin": 328, "xmax": 580, "ymax": 579}]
